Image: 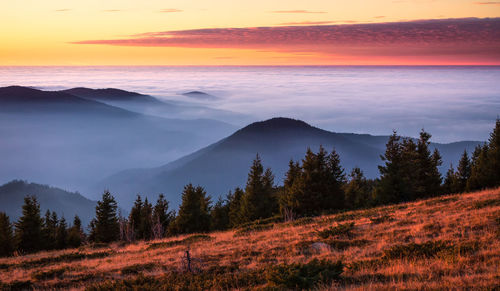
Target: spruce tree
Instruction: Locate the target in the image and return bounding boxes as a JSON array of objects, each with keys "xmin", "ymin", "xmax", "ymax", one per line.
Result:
[
  {"xmin": 228, "ymin": 188, "xmax": 244, "ymax": 227},
  {"xmin": 140, "ymin": 198, "xmax": 153, "ymax": 241},
  {"xmin": 443, "ymin": 164, "xmax": 458, "ymax": 194},
  {"xmin": 170, "ymin": 184, "xmax": 211, "ymax": 234},
  {"xmin": 42, "ymin": 210, "xmax": 57, "ymax": 250},
  {"xmin": 468, "ymin": 144, "xmax": 490, "ymax": 190},
  {"xmin": 240, "ymin": 155, "xmax": 275, "ymax": 222},
  {"xmin": 67, "ymin": 215, "xmax": 83, "ymax": 248},
  {"xmin": 152, "ymin": 194, "xmax": 174, "ymax": 238},
  {"xmin": 456, "ymin": 150, "xmax": 471, "ymax": 192},
  {"xmin": 279, "ymin": 160, "xmax": 302, "ymax": 220},
  {"xmin": 89, "ymin": 191, "xmax": 120, "ymax": 243},
  {"xmin": 0, "ymin": 212, "xmax": 14, "ymax": 257},
  {"xmin": 210, "ymin": 197, "xmax": 230, "ymax": 231},
  {"xmin": 55, "ymin": 217, "xmax": 68, "ymax": 249},
  {"xmin": 487, "ymin": 118, "xmax": 500, "ymax": 186},
  {"xmin": 344, "ymin": 167, "xmax": 374, "ymax": 209},
  {"xmin": 15, "ymin": 196, "xmax": 43, "ymax": 253},
  {"xmin": 128, "ymin": 195, "xmax": 143, "ymax": 240}
]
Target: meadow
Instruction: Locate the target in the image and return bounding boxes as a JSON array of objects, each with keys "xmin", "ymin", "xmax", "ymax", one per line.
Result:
[{"xmin": 0, "ymin": 188, "xmax": 498, "ymax": 290}]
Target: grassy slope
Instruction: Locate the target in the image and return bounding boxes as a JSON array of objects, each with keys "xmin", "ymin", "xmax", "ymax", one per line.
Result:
[{"xmin": 0, "ymin": 188, "xmax": 499, "ymax": 290}]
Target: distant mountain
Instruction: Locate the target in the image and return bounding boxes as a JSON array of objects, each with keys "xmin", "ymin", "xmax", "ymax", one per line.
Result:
[
  {"xmin": 96, "ymin": 117, "xmax": 482, "ymax": 209},
  {"xmin": 0, "ymin": 180, "xmax": 97, "ymax": 227},
  {"xmin": 62, "ymin": 87, "xmax": 247, "ymax": 124},
  {"xmin": 182, "ymin": 91, "xmax": 219, "ymax": 101},
  {"xmin": 0, "ymin": 86, "xmax": 235, "ymax": 192}
]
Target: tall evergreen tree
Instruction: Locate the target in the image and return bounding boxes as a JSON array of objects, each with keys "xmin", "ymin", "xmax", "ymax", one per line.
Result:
[
  {"xmin": 240, "ymin": 155, "xmax": 275, "ymax": 222},
  {"xmin": 0, "ymin": 212, "xmax": 14, "ymax": 257},
  {"xmin": 15, "ymin": 196, "xmax": 43, "ymax": 253},
  {"xmin": 42, "ymin": 210, "xmax": 57, "ymax": 250},
  {"xmin": 170, "ymin": 184, "xmax": 211, "ymax": 234},
  {"xmin": 487, "ymin": 118, "xmax": 500, "ymax": 186},
  {"xmin": 279, "ymin": 160, "xmax": 302, "ymax": 220},
  {"xmin": 443, "ymin": 164, "xmax": 459, "ymax": 194},
  {"xmin": 152, "ymin": 194, "xmax": 174, "ymax": 238},
  {"xmin": 414, "ymin": 130, "xmax": 442, "ymax": 198},
  {"xmin": 468, "ymin": 119, "xmax": 500, "ymax": 190},
  {"xmin": 128, "ymin": 195, "xmax": 143, "ymax": 240},
  {"xmin": 140, "ymin": 198, "xmax": 153, "ymax": 241},
  {"xmin": 344, "ymin": 167, "xmax": 374, "ymax": 209},
  {"xmin": 67, "ymin": 215, "xmax": 83, "ymax": 248},
  {"xmin": 456, "ymin": 150, "xmax": 471, "ymax": 192},
  {"xmin": 210, "ymin": 197, "xmax": 230, "ymax": 231},
  {"xmin": 55, "ymin": 217, "xmax": 68, "ymax": 249},
  {"xmin": 89, "ymin": 191, "xmax": 120, "ymax": 243},
  {"xmin": 228, "ymin": 187, "xmax": 244, "ymax": 227}
]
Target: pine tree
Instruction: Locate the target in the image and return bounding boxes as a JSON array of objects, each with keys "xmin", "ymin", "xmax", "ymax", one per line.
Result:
[
  {"xmin": 210, "ymin": 197, "xmax": 230, "ymax": 231},
  {"xmin": 55, "ymin": 217, "xmax": 68, "ymax": 249},
  {"xmin": 67, "ymin": 215, "xmax": 83, "ymax": 248},
  {"xmin": 468, "ymin": 144, "xmax": 490, "ymax": 190},
  {"xmin": 279, "ymin": 160, "xmax": 302, "ymax": 220},
  {"xmin": 240, "ymin": 155, "xmax": 275, "ymax": 222},
  {"xmin": 89, "ymin": 191, "xmax": 120, "ymax": 243},
  {"xmin": 0, "ymin": 212, "xmax": 14, "ymax": 257},
  {"xmin": 228, "ymin": 188, "xmax": 244, "ymax": 227},
  {"xmin": 170, "ymin": 184, "xmax": 211, "ymax": 234},
  {"xmin": 42, "ymin": 210, "xmax": 57, "ymax": 250},
  {"xmin": 456, "ymin": 150, "xmax": 471, "ymax": 192},
  {"xmin": 443, "ymin": 164, "xmax": 458, "ymax": 194},
  {"xmin": 140, "ymin": 198, "xmax": 153, "ymax": 241},
  {"xmin": 487, "ymin": 118, "xmax": 500, "ymax": 186},
  {"xmin": 128, "ymin": 195, "xmax": 143, "ymax": 240},
  {"xmin": 344, "ymin": 168, "xmax": 374, "ymax": 209},
  {"xmin": 375, "ymin": 131, "xmax": 409, "ymax": 204},
  {"xmin": 152, "ymin": 194, "xmax": 174, "ymax": 238},
  {"xmin": 15, "ymin": 196, "xmax": 43, "ymax": 253},
  {"xmin": 413, "ymin": 130, "xmax": 443, "ymax": 198}
]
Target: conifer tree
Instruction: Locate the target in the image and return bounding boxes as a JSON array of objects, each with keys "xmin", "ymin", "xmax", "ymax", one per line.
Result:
[
  {"xmin": 210, "ymin": 197, "xmax": 230, "ymax": 231},
  {"xmin": 89, "ymin": 191, "xmax": 120, "ymax": 243},
  {"xmin": 468, "ymin": 144, "xmax": 490, "ymax": 190},
  {"xmin": 487, "ymin": 118, "xmax": 500, "ymax": 186},
  {"xmin": 55, "ymin": 217, "xmax": 68, "ymax": 249},
  {"xmin": 42, "ymin": 210, "xmax": 57, "ymax": 250},
  {"xmin": 170, "ymin": 184, "xmax": 211, "ymax": 234},
  {"xmin": 375, "ymin": 132, "xmax": 408, "ymax": 204},
  {"xmin": 414, "ymin": 130, "xmax": 442, "ymax": 198},
  {"xmin": 228, "ymin": 187, "xmax": 244, "ymax": 227},
  {"xmin": 240, "ymin": 155, "xmax": 275, "ymax": 222},
  {"xmin": 152, "ymin": 194, "xmax": 174, "ymax": 238},
  {"xmin": 15, "ymin": 196, "xmax": 43, "ymax": 253},
  {"xmin": 128, "ymin": 195, "xmax": 143, "ymax": 240},
  {"xmin": 140, "ymin": 198, "xmax": 153, "ymax": 240},
  {"xmin": 67, "ymin": 215, "xmax": 83, "ymax": 248},
  {"xmin": 279, "ymin": 160, "xmax": 301, "ymax": 220},
  {"xmin": 456, "ymin": 150, "xmax": 471, "ymax": 192},
  {"xmin": 443, "ymin": 164, "xmax": 458, "ymax": 194},
  {"xmin": 344, "ymin": 167, "xmax": 374, "ymax": 209},
  {"xmin": 0, "ymin": 212, "xmax": 14, "ymax": 257}
]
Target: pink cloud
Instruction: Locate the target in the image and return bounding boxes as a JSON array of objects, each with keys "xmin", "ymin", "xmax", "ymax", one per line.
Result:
[
  {"xmin": 72, "ymin": 18, "xmax": 500, "ymax": 63},
  {"xmin": 271, "ymin": 10, "xmax": 327, "ymax": 14},
  {"xmin": 474, "ymin": 1, "xmax": 500, "ymax": 4},
  {"xmin": 159, "ymin": 9, "xmax": 183, "ymax": 13}
]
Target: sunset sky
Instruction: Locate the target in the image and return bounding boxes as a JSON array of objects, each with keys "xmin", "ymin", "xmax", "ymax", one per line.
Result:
[{"xmin": 1, "ymin": 0, "xmax": 500, "ymax": 65}]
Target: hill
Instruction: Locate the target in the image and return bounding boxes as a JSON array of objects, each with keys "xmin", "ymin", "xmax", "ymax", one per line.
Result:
[
  {"xmin": 62, "ymin": 87, "xmax": 246, "ymax": 124},
  {"xmin": 0, "ymin": 180, "xmax": 97, "ymax": 227},
  {"xmin": 0, "ymin": 188, "xmax": 498, "ymax": 290},
  {"xmin": 97, "ymin": 117, "xmax": 481, "ymax": 208},
  {"xmin": 0, "ymin": 86, "xmax": 235, "ymax": 192}
]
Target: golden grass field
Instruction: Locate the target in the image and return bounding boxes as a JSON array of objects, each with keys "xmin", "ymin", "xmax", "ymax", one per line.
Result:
[{"xmin": 1, "ymin": 188, "xmax": 499, "ymax": 290}]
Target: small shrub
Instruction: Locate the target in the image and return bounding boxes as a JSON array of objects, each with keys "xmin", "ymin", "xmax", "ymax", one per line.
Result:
[
  {"xmin": 121, "ymin": 263, "xmax": 157, "ymax": 275},
  {"xmin": 289, "ymin": 217, "xmax": 315, "ymax": 226},
  {"xmin": 3, "ymin": 280, "xmax": 33, "ymax": 290},
  {"xmin": 265, "ymin": 259, "xmax": 343, "ymax": 289},
  {"xmin": 327, "ymin": 239, "xmax": 370, "ymax": 250},
  {"xmin": 317, "ymin": 223, "xmax": 355, "ymax": 239},
  {"xmin": 237, "ymin": 215, "xmax": 282, "ymax": 229},
  {"xmin": 32, "ymin": 267, "xmax": 66, "ymax": 280},
  {"xmin": 0, "ymin": 263, "xmax": 11, "ymax": 270},
  {"xmin": 347, "ymin": 259, "xmax": 386, "ymax": 272}
]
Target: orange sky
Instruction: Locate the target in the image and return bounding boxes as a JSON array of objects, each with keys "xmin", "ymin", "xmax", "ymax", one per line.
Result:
[{"xmin": 1, "ymin": 0, "xmax": 500, "ymax": 65}]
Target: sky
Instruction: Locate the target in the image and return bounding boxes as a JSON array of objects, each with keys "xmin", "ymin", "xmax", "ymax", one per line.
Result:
[{"xmin": 1, "ymin": 0, "xmax": 500, "ymax": 65}]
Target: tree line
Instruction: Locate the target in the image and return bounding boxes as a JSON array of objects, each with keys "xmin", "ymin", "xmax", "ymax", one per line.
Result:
[{"xmin": 0, "ymin": 119, "xmax": 498, "ymax": 256}]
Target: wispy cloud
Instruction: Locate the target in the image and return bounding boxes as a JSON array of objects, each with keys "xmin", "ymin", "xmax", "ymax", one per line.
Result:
[
  {"xmin": 474, "ymin": 1, "xmax": 500, "ymax": 4},
  {"xmin": 271, "ymin": 10, "xmax": 327, "ymax": 14},
  {"xmin": 102, "ymin": 9, "xmax": 121, "ymax": 12},
  {"xmin": 159, "ymin": 9, "xmax": 183, "ymax": 13},
  {"xmin": 277, "ymin": 21, "xmax": 336, "ymax": 25},
  {"xmin": 55, "ymin": 9, "xmax": 70, "ymax": 12},
  {"xmin": 72, "ymin": 18, "xmax": 500, "ymax": 63},
  {"xmin": 374, "ymin": 16, "xmax": 386, "ymax": 19}
]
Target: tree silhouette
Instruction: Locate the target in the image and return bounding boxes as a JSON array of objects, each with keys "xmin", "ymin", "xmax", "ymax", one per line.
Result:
[
  {"xmin": 0, "ymin": 212, "xmax": 14, "ymax": 257},
  {"xmin": 15, "ymin": 196, "xmax": 43, "ymax": 253},
  {"xmin": 89, "ymin": 191, "xmax": 120, "ymax": 243}
]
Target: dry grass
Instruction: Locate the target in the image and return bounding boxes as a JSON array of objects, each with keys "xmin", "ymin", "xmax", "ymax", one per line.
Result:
[{"xmin": 1, "ymin": 188, "xmax": 499, "ymax": 290}]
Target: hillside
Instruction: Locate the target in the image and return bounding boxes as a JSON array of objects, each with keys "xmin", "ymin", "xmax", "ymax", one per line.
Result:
[
  {"xmin": 0, "ymin": 86, "xmax": 235, "ymax": 192},
  {"xmin": 97, "ymin": 117, "xmax": 481, "ymax": 208},
  {"xmin": 0, "ymin": 188, "xmax": 498, "ymax": 290},
  {"xmin": 0, "ymin": 180, "xmax": 96, "ymax": 227}
]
